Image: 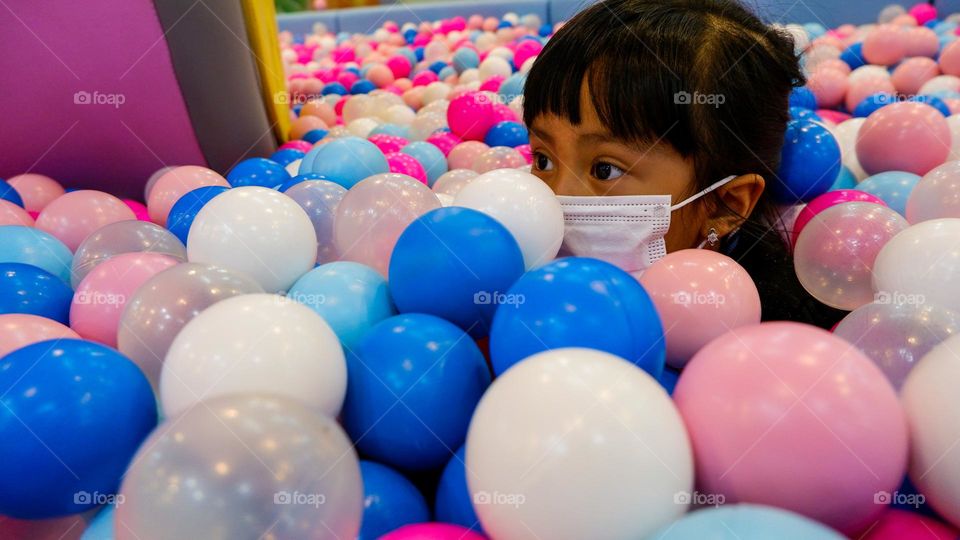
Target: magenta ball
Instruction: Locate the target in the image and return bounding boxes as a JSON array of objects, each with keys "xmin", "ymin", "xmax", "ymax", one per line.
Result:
[
  {"xmin": 123, "ymin": 199, "xmax": 151, "ymax": 221},
  {"xmin": 386, "ymin": 152, "xmax": 428, "ymax": 184},
  {"xmin": 426, "ymin": 131, "xmax": 461, "ymax": 156},
  {"xmin": 791, "ymin": 189, "xmax": 887, "ymax": 246},
  {"xmin": 908, "ymin": 3, "xmax": 937, "ymax": 25},
  {"xmin": 280, "ymin": 140, "xmax": 313, "ymax": 153},
  {"xmin": 447, "ymin": 91, "xmax": 496, "ymax": 141},
  {"xmin": 856, "ymin": 102, "xmax": 950, "ymax": 176},
  {"xmin": 369, "ymin": 134, "xmax": 410, "ymax": 154},
  {"xmin": 379, "ymin": 523, "xmax": 486, "ymax": 540}
]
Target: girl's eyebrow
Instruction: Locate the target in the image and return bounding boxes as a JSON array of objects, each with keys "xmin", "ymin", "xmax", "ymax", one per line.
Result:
[{"xmin": 529, "ymin": 126, "xmax": 554, "ymax": 144}]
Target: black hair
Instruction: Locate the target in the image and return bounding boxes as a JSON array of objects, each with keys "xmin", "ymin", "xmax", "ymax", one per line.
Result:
[{"xmin": 524, "ymin": 0, "xmax": 846, "ymax": 328}]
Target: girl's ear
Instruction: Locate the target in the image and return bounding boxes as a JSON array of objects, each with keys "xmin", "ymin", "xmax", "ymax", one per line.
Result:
[{"xmin": 703, "ymin": 173, "xmax": 765, "ymax": 244}]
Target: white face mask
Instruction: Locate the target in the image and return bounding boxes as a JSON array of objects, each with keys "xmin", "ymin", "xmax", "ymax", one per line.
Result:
[{"xmin": 556, "ymin": 175, "xmax": 737, "ymax": 274}]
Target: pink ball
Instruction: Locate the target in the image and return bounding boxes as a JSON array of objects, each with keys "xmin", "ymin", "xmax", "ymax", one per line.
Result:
[
  {"xmin": 280, "ymin": 140, "xmax": 313, "ymax": 153},
  {"xmin": 904, "ymin": 26, "xmax": 940, "ymax": 57},
  {"xmin": 515, "ymin": 143, "xmax": 533, "ymax": 164},
  {"xmin": 425, "ymin": 131, "xmax": 461, "ymax": 156},
  {"xmin": 514, "ymin": 40, "xmax": 542, "ymax": 68},
  {"xmin": 147, "ymin": 166, "xmax": 230, "ymax": 226},
  {"xmin": 0, "ymin": 199, "xmax": 35, "ymax": 227},
  {"xmin": 337, "ymin": 71, "xmax": 359, "ymax": 89},
  {"xmin": 845, "ymin": 74, "xmax": 896, "ymax": 111},
  {"xmin": 386, "ymin": 152, "xmax": 428, "ymax": 184},
  {"xmin": 70, "ymin": 252, "xmax": 179, "ymax": 347},
  {"xmin": 6, "ymin": 173, "xmax": 64, "ymax": 213},
  {"xmin": 467, "ymin": 15, "xmax": 483, "ymax": 29},
  {"xmin": 386, "ymin": 55, "xmax": 412, "ymax": 79},
  {"xmin": 814, "ymin": 58, "xmax": 852, "ymax": 76},
  {"xmin": 411, "ymin": 70, "xmax": 438, "ymax": 87},
  {"xmin": 123, "ymin": 199, "xmax": 151, "ymax": 221},
  {"xmin": 807, "ymin": 68, "xmax": 848, "ymax": 109},
  {"xmin": 638, "ymin": 250, "xmax": 761, "ymax": 368},
  {"xmin": 490, "ymin": 103, "xmax": 519, "ymax": 124},
  {"xmin": 791, "ymin": 190, "xmax": 888, "ymax": 247},
  {"xmin": 447, "ymin": 92, "xmax": 496, "ymax": 141},
  {"xmin": 290, "ymin": 115, "xmax": 328, "ymax": 140},
  {"xmin": 891, "ymin": 56, "xmax": 940, "ymax": 94},
  {"xmin": 862, "ymin": 25, "xmax": 907, "ymax": 65},
  {"xmin": 447, "ymin": 141, "xmax": 490, "ymax": 170},
  {"xmin": 856, "ymin": 102, "xmax": 950, "ymax": 176},
  {"xmin": 862, "ymin": 509, "xmax": 957, "ymax": 540},
  {"xmin": 908, "ymin": 3, "xmax": 937, "ymax": 25},
  {"xmin": 0, "ymin": 314, "xmax": 79, "ymax": 358},
  {"xmin": 892, "ymin": 13, "xmax": 919, "ymax": 26},
  {"xmin": 816, "ymin": 109, "xmax": 851, "ymax": 124},
  {"xmin": 35, "ymin": 190, "xmax": 137, "ymax": 252},
  {"xmin": 939, "ymin": 39, "xmax": 960, "ymax": 77},
  {"xmin": 369, "ymin": 134, "xmax": 410, "ymax": 154},
  {"xmin": 674, "ymin": 322, "xmax": 908, "ymax": 535},
  {"xmin": 479, "ymin": 75, "xmax": 505, "ymax": 93},
  {"xmin": 380, "ymin": 523, "xmax": 486, "ymax": 540},
  {"xmin": 402, "ymin": 87, "xmax": 425, "ymax": 109},
  {"xmin": 482, "ymin": 17, "xmax": 498, "ymax": 32}
]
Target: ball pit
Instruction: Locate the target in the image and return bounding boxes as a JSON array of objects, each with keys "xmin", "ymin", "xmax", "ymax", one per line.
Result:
[{"xmin": 6, "ymin": 2, "xmax": 960, "ymax": 539}]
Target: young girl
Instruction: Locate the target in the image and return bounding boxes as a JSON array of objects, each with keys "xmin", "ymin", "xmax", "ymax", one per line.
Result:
[{"xmin": 523, "ymin": 0, "xmax": 844, "ymax": 328}]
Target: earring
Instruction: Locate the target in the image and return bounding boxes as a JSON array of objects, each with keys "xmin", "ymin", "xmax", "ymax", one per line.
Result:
[{"xmin": 706, "ymin": 227, "xmax": 720, "ymax": 248}]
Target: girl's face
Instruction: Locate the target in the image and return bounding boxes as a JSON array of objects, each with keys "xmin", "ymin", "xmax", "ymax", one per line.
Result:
[{"xmin": 527, "ymin": 83, "xmax": 709, "ymax": 253}]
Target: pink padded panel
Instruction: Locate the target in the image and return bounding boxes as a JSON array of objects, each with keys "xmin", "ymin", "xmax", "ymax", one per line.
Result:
[{"xmin": 0, "ymin": 0, "xmax": 206, "ymax": 198}]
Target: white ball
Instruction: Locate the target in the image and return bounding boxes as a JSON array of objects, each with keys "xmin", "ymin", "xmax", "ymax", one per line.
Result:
[
  {"xmin": 436, "ymin": 193, "xmax": 454, "ymax": 206},
  {"xmin": 187, "ymin": 187, "xmax": 317, "ymax": 293},
  {"xmin": 160, "ymin": 294, "xmax": 347, "ymax": 418},
  {"xmin": 383, "ymin": 104, "xmax": 416, "ymax": 125},
  {"xmin": 459, "ymin": 68, "xmax": 480, "ymax": 85},
  {"xmin": 948, "ymin": 116, "xmax": 960, "ymax": 161},
  {"xmin": 919, "ymin": 75, "xmax": 960, "ymax": 96},
  {"xmin": 421, "ymin": 83, "xmax": 451, "ymax": 105},
  {"xmin": 285, "ymin": 159, "xmax": 302, "ymax": 178},
  {"xmin": 873, "ymin": 218, "xmax": 960, "ymax": 313},
  {"xmin": 341, "ymin": 94, "xmax": 374, "ymax": 124},
  {"xmin": 466, "ymin": 348, "xmax": 693, "ymax": 540},
  {"xmin": 488, "ymin": 46, "xmax": 514, "ymax": 62},
  {"xmin": 347, "ymin": 117, "xmax": 380, "ymax": 138},
  {"xmin": 835, "ymin": 118, "xmax": 869, "ymax": 181},
  {"xmin": 848, "ymin": 64, "xmax": 891, "ymax": 84},
  {"xmin": 454, "ymin": 169, "xmax": 563, "ymax": 269},
  {"xmin": 478, "ymin": 56, "xmax": 512, "ymax": 81},
  {"xmin": 902, "ymin": 333, "xmax": 960, "ymax": 528}
]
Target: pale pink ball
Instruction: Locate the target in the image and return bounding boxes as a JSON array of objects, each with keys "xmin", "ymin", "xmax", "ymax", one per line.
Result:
[
  {"xmin": 0, "ymin": 199, "xmax": 35, "ymax": 227},
  {"xmin": 945, "ymin": 98, "xmax": 960, "ymax": 114},
  {"xmin": 891, "ymin": 13, "xmax": 919, "ymax": 26},
  {"xmin": 147, "ymin": 166, "xmax": 230, "ymax": 226},
  {"xmin": 467, "ymin": 15, "xmax": 483, "ymax": 29},
  {"xmin": 367, "ymin": 63, "xmax": 395, "ymax": 87},
  {"xmin": 290, "ymin": 115, "xmax": 328, "ymax": 140},
  {"xmin": 856, "ymin": 102, "xmax": 950, "ymax": 176},
  {"xmin": 909, "ymin": 3, "xmax": 937, "ymax": 25},
  {"xmin": 904, "ymin": 26, "xmax": 940, "ymax": 57},
  {"xmin": 447, "ymin": 141, "xmax": 490, "ymax": 170},
  {"xmin": 807, "ymin": 68, "xmax": 849, "ymax": 109},
  {"xmin": 891, "ymin": 57, "xmax": 940, "ymax": 94},
  {"xmin": 863, "ymin": 25, "xmax": 907, "ymax": 65},
  {"xmin": 6, "ymin": 173, "xmax": 64, "ymax": 213},
  {"xmin": 846, "ymin": 75, "xmax": 896, "ymax": 111},
  {"xmin": 36, "ymin": 190, "xmax": 137, "ymax": 252},
  {"xmin": 402, "ymin": 87, "xmax": 425, "ymax": 109},
  {"xmin": 814, "ymin": 58, "xmax": 852, "ymax": 76},
  {"xmin": 394, "ymin": 78, "xmax": 413, "ymax": 91},
  {"xmin": 938, "ymin": 40, "xmax": 960, "ymax": 77},
  {"xmin": 482, "ymin": 17, "xmax": 498, "ymax": 32}
]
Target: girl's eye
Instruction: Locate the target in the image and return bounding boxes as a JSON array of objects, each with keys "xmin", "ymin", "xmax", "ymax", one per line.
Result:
[
  {"xmin": 592, "ymin": 162, "xmax": 625, "ymax": 181},
  {"xmin": 533, "ymin": 152, "xmax": 555, "ymax": 172}
]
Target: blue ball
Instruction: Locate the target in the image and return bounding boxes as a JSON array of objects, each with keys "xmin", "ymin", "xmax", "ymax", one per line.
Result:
[
  {"xmin": 909, "ymin": 94, "xmax": 951, "ymax": 116},
  {"xmin": 0, "ymin": 339, "xmax": 157, "ymax": 518},
  {"xmin": 489, "ymin": 257, "xmax": 665, "ymax": 378},
  {"xmin": 803, "ymin": 22, "xmax": 827, "ymax": 39},
  {"xmin": 853, "ymin": 93, "xmax": 899, "ymax": 117},
  {"xmin": 413, "ymin": 46, "xmax": 425, "ymax": 62},
  {"xmin": 342, "ymin": 314, "xmax": 492, "ymax": 470},
  {"xmin": 829, "ymin": 165, "xmax": 858, "ymax": 191},
  {"xmin": 840, "ymin": 42, "xmax": 867, "ymax": 70},
  {"xmin": 403, "ymin": 28, "xmax": 417, "ymax": 44},
  {"xmin": 498, "ymin": 72, "xmax": 527, "ymax": 104},
  {"xmin": 539, "ymin": 23, "xmax": 553, "ymax": 37},
  {"xmin": 343, "ymin": 66, "xmax": 361, "ymax": 76},
  {"xmin": 351, "ymin": 79, "xmax": 376, "ymax": 95},
  {"xmin": 292, "ymin": 103, "xmax": 303, "ymax": 117},
  {"xmin": 497, "ymin": 20, "xmax": 513, "ymax": 29},
  {"xmin": 453, "ymin": 48, "xmax": 480, "ymax": 74},
  {"xmin": 166, "ymin": 186, "xmax": 230, "ymax": 245},
  {"xmin": 278, "ymin": 172, "xmax": 329, "ymax": 192},
  {"xmin": 774, "ymin": 119, "xmax": 841, "ymax": 203},
  {"xmin": 303, "ymin": 128, "xmax": 329, "ymax": 143},
  {"xmin": 0, "ymin": 263, "xmax": 73, "ymax": 323},
  {"xmin": 435, "ymin": 446, "xmax": 483, "ymax": 533},
  {"xmin": 301, "ymin": 136, "xmax": 390, "ymax": 189},
  {"xmin": 269, "ymin": 148, "xmax": 306, "ymax": 166},
  {"xmin": 389, "ymin": 207, "xmax": 525, "ymax": 337},
  {"xmin": 856, "ymin": 171, "xmax": 921, "ymax": 216},
  {"xmin": 428, "ymin": 60, "xmax": 448, "ymax": 74},
  {"xmin": 648, "ymin": 504, "xmax": 845, "ymax": 539},
  {"xmin": 0, "ymin": 226, "xmax": 72, "ymax": 284},
  {"xmin": 0, "ymin": 179, "xmax": 23, "ymax": 207},
  {"xmin": 789, "ymin": 106, "xmax": 823, "ymax": 122},
  {"xmin": 788, "ymin": 86, "xmax": 817, "ymax": 110},
  {"xmin": 484, "ymin": 121, "xmax": 529, "ymax": 148},
  {"xmin": 357, "ymin": 461, "xmax": 430, "ymax": 540},
  {"xmin": 226, "ymin": 157, "xmax": 291, "ymax": 188},
  {"xmin": 370, "ymin": 123, "xmax": 414, "ymax": 139},
  {"xmin": 322, "ymin": 82, "xmax": 348, "ymax": 96},
  {"xmin": 288, "ymin": 261, "xmax": 396, "ymax": 350},
  {"xmin": 401, "ymin": 141, "xmax": 448, "ymax": 186}
]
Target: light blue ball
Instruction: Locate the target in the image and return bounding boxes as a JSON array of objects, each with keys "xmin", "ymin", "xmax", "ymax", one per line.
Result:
[
  {"xmin": 856, "ymin": 171, "xmax": 921, "ymax": 216},
  {"xmin": 370, "ymin": 123, "xmax": 414, "ymax": 139},
  {"xmin": 287, "ymin": 261, "xmax": 396, "ymax": 350},
  {"xmin": 453, "ymin": 48, "xmax": 480, "ymax": 73},
  {"xmin": 803, "ymin": 22, "xmax": 827, "ymax": 39},
  {"xmin": 649, "ymin": 504, "xmax": 845, "ymax": 540},
  {"xmin": 81, "ymin": 505, "xmax": 116, "ymax": 540},
  {"xmin": 498, "ymin": 72, "xmax": 527, "ymax": 104},
  {"xmin": 829, "ymin": 165, "xmax": 857, "ymax": 191},
  {"xmin": 401, "ymin": 141, "xmax": 448, "ymax": 187},
  {"xmin": 397, "ymin": 47, "xmax": 417, "ymax": 68},
  {"xmin": 0, "ymin": 226, "xmax": 72, "ymax": 284},
  {"xmin": 300, "ymin": 136, "xmax": 390, "ymax": 189},
  {"xmin": 438, "ymin": 66, "xmax": 456, "ymax": 80}
]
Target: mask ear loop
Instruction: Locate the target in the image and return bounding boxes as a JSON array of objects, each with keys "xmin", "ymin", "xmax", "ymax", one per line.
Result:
[{"xmin": 670, "ymin": 175, "xmax": 738, "ymax": 212}]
